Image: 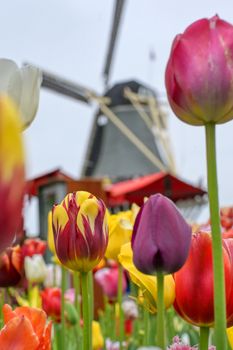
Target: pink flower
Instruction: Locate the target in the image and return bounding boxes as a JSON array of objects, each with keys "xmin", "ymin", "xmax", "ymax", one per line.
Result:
[
  {"xmin": 94, "ymin": 267, "xmax": 127, "ymax": 300},
  {"xmin": 166, "ymin": 15, "xmax": 233, "ymax": 126}
]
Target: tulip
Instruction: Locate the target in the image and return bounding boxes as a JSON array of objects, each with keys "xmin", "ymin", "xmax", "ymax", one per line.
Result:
[
  {"xmin": 165, "ymin": 16, "xmax": 233, "ymax": 126},
  {"xmin": 94, "ymin": 266, "xmax": 127, "ymax": 300},
  {"xmin": 0, "ymin": 59, "xmax": 42, "ymax": 129},
  {"xmin": 118, "ymin": 243, "xmax": 175, "ymax": 313},
  {"xmin": 0, "ymin": 304, "xmax": 52, "ymax": 349},
  {"xmin": 132, "ymin": 194, "xmax": 192, "ymax": 275},
  {"xmin": 24, "ymin": 254, "xmax": 47, "ymax": 284},
  {"xmin": 52, "ymin": 191, "xmax": 108, "ymax": 272},
  {"xmin": 122, "ymin": 299, "xmax": 139, "ymax": 320},
  {"xmin": 92, "ymin": 321, "xmax": 104, "ymax": 350},
  {"xmin": 0, "ymin": 96, "xmax": 24, "ymax": 254},
  {"xmin": 0, "ymin": 245, "xmax": 23, "ymax": 287},
  {"xmin": 174, "ymin": 231, "xmax": 233, "ymax": 327},
  {"xmin": 41, "ymin": 287, "xmax": 61, "ymax": 322},
  {"xmin": 105, "ymin": 211, "xmax": 133, "ymax": 261},
  {"xmin": 21, "ymin": 238, "xmax": 47, "ymax": 258}
]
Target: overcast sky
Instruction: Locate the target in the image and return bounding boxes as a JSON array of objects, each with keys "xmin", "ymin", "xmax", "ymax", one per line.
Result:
[{"xmin": 2, "ymin": 0, "xmax": 233, "ymax": 232}]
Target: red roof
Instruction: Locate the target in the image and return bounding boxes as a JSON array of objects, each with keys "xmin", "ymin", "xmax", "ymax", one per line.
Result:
[
  {"xmin": 26, "ymin": 169, "xmax": 75, "ymax": 197},
  {"xmin": 105, "ymin": 172, "xmax": 206, "ymax": 207}
]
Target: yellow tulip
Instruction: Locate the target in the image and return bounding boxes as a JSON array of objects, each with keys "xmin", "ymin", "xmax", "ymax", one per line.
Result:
[
  {"xmin": 0, "ymin": 96, "xmax": 25, "ymax": 254},
  {"xmin": 92, "ymin": 321, "xmax": 104, "ymax": 350},
  {"xmin": 227, "ymin": 327, "xmax": 233, "ymax": 349},
  {"xmin": 118, "ymin": 243, "xmax": 175, "ymax": 313},
  {"xmin": 105, "ymin": 211, "xmax": 133, "ymax": 261}
]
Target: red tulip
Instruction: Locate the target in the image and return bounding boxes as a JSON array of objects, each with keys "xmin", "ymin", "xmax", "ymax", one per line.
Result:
[
  {"xmin": 166, "ymin": 15, "xmax": 233, "ymax": 126},
  {"xmin": 0, "ymin": 245, "xmax": 23, "ymax": 287},
  {"xmin": 41, "ymin": 288, "xmax": 61, "ymax": 322},
  {"xmin": 21, "ymin": 238, "xmax": 47, "ymax": 258},
  {"xmin": 0, "ymin": 304, "xmax": 52, "ymax": 349},
  {"xmin": 52, "ymin": 191, "xmax": 108, "ymax": 272},
  {"xmin": 94, "ymin": 266, "xmax": 127, "ymax": 300},
  {"xmin": 174, "ymin": 231, "xmax": 233, "ymax": 327}
]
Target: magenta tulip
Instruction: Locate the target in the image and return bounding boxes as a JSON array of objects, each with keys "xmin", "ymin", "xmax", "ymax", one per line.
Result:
[
  {"xmin": 94, "ymin": 266, "xmax": 127, "ymax": 300},
  {"xmin": 165, "ymin": 15, "xmax": 233, "ymax": 125},
  {"xmin": 132, "ymin": 194, "xmax": 192, "ymax": 275}
]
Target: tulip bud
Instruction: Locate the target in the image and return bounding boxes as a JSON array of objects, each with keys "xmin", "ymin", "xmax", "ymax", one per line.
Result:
[
  {"xmin": 174, "ymin": 231, "xmax": 233, "ymax": 327},
  {"xmin": 52, "ymin": 191, "xmax": 108, "ymax": 272},
  {"xmin": 24, "ymin": 254, "xmax": 47, "ymax": 284},
  {"xmin": 94, "ymin": 266, "xmax": 127, "ymax": 300},
  {"xmin": 0, "ymin": 96, "xmax": 24, "ymax": 254},
  {"xmin": 0, "ymin": 59, "xmax": 42, "ymax": 129},
  {"xmin": 21, "ymin": 238, "xmax": 47, "ymax": 258},
  {"xmin": 92, "ymin": 321, "xmax": 104, "ymax": 350},
  {"xmin": 0, "ymin": 246, "xmax": 23, "ymax": 287},
  {"xmin": 41, "ymin": 287, "xmax": 61, "ymax": 322},
  {"xmin": 132, "ymin": 194, "xmax": 192, "ymax": 275},
  {"xmin": 165, "ymin": 15, "xmax": 233, "ymax": 125}
]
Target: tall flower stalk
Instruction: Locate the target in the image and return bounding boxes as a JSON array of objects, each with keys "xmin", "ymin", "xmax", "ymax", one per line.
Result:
[
  {"xmin": 165, "ymin": 16, "xmax": 233, "ymax": 349},
  {"xmin": 205, "ymin": 124, "xmax": 226, "ymax": 347}
]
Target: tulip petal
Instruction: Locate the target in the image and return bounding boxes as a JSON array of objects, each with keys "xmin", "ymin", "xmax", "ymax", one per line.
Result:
[
  {"xmin": 77, "ymin": 198, "xmax": 99, "ymax": 234},
  {"xmin": 17, "ymin": 306, "xmax": 47, "ymax": 339},
  {"xmin": 16, "ymin": 65, "xmax": 42, "ymax": 129},
  {"xmin": 0, "ymin": 59, "xmax": 19, "ymax": 92},
  {"xmin": 0, "ymin": 315, "xmax": 39, "ymax": 350},
  {"xmin": 119, "ymin": 243, "xmax": 175, "ymax": 312}
]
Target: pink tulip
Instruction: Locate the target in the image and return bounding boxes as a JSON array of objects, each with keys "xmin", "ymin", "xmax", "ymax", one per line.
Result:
[
  {"xmin": 94, "ymin": 267, "xmax": 127, "ymax": 300},
  {"xmin": 166, "ymin": 15, "xmax": 233, "ymax": 125}
]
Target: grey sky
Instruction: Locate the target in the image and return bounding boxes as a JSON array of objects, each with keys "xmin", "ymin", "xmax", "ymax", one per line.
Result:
[{"xmin": 3, "ymin": 0, "xmax": 233, "ymax": 232}]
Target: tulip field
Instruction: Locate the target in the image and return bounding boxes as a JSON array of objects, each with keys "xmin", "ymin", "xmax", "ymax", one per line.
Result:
[{"xmin": 2, "ymin": 14, "xmax": 233, "ymax": 350}]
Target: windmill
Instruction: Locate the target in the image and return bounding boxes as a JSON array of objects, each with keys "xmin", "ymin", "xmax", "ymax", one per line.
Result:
[
  {"xmin": 35, "ymin": 0, "xmax": 174, "ymax": 180},
  {"xmin": 25, "ymin": 0, "xmax": 206, "ymax": 224}
]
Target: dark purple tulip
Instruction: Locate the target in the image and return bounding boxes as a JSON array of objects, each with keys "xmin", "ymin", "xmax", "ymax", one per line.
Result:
[{"xmin": 131, "ymin": 194, "xmax": 192, "ymax": 274}]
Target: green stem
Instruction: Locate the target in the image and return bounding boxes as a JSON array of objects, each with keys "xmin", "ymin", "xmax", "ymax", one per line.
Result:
[
  {"xmin": 157, "ymin": 272, "xmax": 165, "ymax": 349},
  {"xmin": 200, "ymin": 326, "xmax": 209, "ymax": 350},
  {"xmin": 88, "ymin": 271, "xmax": 93, "ymax": 342},
  {"xmin": 143, "ymin": 307, "xmax": 150, "ymax": 346},
  {"xmin": 74, "ymin": 272, "xmax": 81, "ymax": 343},
  {"xmin": 60, "ymin": 266, "xmax": 66, "ymax": 350},
  {"xmin": 118, "ymin": 264, "xmax": 124, "ymax": 350},
  {"xmin": 205, "ymin": 123, "xmax": 227, "ymax": 349},
  {"xmin": 81, "ymin": 272, "xmax": 92, "ymax": 350}
]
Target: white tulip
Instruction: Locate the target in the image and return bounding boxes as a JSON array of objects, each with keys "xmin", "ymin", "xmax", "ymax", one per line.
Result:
[
  {"xmin": 24, "ymin": 254, "xmax": 47, "ymax": 283},
  {"xmin": 0, "ymin": 58, "xmax": 42, "ymax": 129}
]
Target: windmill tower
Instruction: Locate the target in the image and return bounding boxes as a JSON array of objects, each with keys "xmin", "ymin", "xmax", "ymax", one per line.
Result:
[{"xmin": 82, "ymin": 80, "xmax": 175, "ymax": 180}]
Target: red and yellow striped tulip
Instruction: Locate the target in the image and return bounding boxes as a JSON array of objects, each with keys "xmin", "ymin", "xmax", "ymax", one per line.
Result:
[
  {"xmin": 0, "ymin": 96, "xmax": 24, "ymax": 254},
  {"xmin": 52, "ymin": 191, "xmax": 108, "ymax": 272}
]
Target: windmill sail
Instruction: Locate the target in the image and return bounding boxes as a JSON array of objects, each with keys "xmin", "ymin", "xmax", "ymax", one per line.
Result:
[{"xmin": 82, "ymin": 80, "xmax": 173, "ymax": 181}]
